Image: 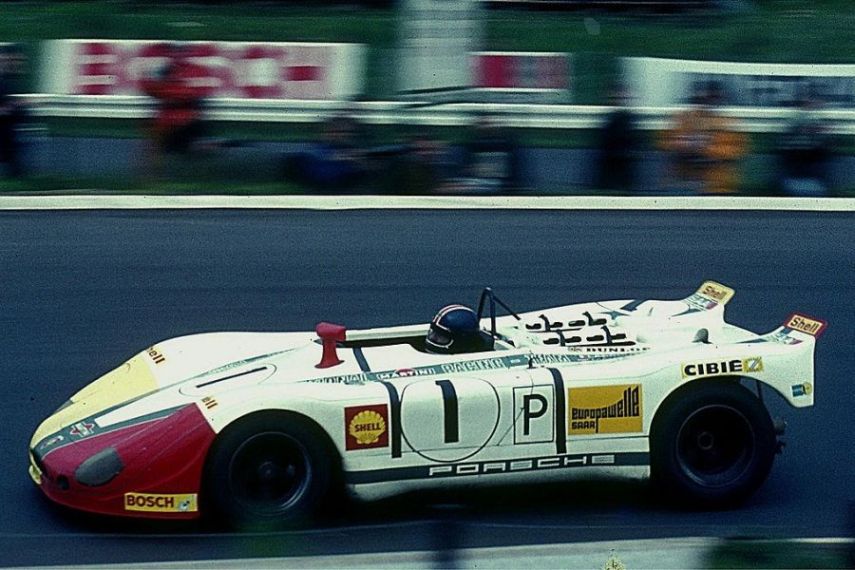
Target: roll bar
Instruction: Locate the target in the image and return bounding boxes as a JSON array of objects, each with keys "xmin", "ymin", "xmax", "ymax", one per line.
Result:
[{"xmin": 476, "ymin": 287, "xmax": 521, "ymax": 339}]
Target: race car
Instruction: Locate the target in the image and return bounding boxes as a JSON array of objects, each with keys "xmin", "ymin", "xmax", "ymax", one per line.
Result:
[{"xmin": 29, "ymin": 281, "xmax": 824, "ymax": 529}]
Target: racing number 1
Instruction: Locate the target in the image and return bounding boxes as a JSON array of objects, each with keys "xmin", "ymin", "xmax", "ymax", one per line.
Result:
[{"xmin": 435, "ymin": 380, "xmax": 459, "ymax": 443}]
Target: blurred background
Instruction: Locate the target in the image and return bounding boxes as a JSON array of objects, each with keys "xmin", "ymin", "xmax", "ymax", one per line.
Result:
[{"xmin": 0, "ymin": 0, "xmax": 853, "ymax": 196}]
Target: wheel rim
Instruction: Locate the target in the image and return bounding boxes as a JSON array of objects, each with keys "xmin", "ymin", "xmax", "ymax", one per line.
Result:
[
  {"xmin": 228, "ymin": 431, "xmax": 311, "ymax": 516},
  {"xmin": 676, "ymin": 404, "xmax": 755, "ymax": 488}
]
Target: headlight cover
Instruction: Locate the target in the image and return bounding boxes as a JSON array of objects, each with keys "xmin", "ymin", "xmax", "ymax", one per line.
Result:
[{"xmin": 75, "ymin": 446, "xmax": 124, "ymax": 487}]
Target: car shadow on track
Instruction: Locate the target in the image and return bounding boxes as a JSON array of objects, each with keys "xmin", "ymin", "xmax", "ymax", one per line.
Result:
[{"xmin": 36, "ymin": 477, "xmax": 690, "ymax": 538}]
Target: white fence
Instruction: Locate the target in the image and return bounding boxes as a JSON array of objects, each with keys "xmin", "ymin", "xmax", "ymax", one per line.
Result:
[{"xmin": 21, "ymin": 94, "xmax": 855, "ymax": 134}]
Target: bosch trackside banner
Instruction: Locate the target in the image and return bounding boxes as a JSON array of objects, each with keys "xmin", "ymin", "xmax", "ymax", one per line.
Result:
[
  {"xmin": 472, "ymin": 52, "xmax": 570, "ymax": 93},
  {"xmin": 623, "ymin": 57, "xmax": 855, "ymax": 107},
  {"xmin": 40, "ymin": 39, "xmax": 366, "ymax": 100}
]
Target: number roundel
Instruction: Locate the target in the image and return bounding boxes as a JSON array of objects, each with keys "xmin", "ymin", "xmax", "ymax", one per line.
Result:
[{"xmin": 399, "ymin": 377, "xmax": 500, "ymax": 463}]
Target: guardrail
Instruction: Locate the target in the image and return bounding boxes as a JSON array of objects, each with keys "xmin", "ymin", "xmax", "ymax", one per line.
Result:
[{"xmin": 21, "ymin": 94, "xmax": 855, "ymax": 134}]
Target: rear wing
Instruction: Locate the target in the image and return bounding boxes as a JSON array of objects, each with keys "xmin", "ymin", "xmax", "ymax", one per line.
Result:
[{"xmin": 755, "ymin": 313, "xmax": 828, "ymax": 346}]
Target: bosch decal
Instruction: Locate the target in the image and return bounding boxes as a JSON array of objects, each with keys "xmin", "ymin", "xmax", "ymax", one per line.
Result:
[
  {"xmin": 568, "ymin": 385, "xmax": 642, "ymax": 435},
  {"xmin": 682, "ymin": 357, "xmax": 764, "ymax": 378},
  {"xmin": 345, "ymin": 405, "xmax": 389, "ymax": 450},
  {"xmin": 124, "ymin": 493, "xmax": 198, "ymax": 513}
]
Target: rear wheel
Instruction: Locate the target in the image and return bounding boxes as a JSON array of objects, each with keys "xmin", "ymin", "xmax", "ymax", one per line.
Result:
[
  {"xmin": 650, "ymin": 381, "xmax": 776, "ymax": 508},
  {"xmin": 204, "ymin": 414, "xmax": 334, "ymax": 530}
]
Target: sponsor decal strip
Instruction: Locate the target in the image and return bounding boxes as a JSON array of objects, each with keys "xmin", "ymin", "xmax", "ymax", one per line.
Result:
[
  {"xmin": 344, "ymin": 452, "xmax": 649, "ymax": 484},
  {"xmin": 380, "ymin": 382, "xmax": 402, "ymax": 458},
  {"xmin": 547, "ymin": 368, "xmax": 567, "ymax": 454},
  {"xmin": 307, "ymin": 352, "xmax": 638, "ymax": 386}
]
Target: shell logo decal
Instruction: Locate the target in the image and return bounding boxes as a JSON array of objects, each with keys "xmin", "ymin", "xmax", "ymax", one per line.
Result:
[{"xmin": 345, "ymin": 405, "xmax": 389, "ymax": 450}]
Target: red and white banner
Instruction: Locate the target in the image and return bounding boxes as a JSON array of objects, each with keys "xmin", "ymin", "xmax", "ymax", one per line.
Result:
[
  {"xmin": 40, "ymin": 40, "xmax": 366, "ymax": 100},
  {"xmin": 472, "ymin": 52, "xmax": 570, "ymax": 92}
]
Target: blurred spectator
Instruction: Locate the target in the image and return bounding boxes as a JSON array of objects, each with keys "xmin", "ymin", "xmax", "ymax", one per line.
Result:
[
  {"xmin": 391, "ymin": 133, "xmax": 449, "ymax": 194},
  {"xmin": 660, "ymin": 81, "xmax": 748, "ymax": 194},
  {"xmin": 285, "ymin": 116, "xmax": 372, "ymax": 192},
  {"xmin": 776, "ymin": 91, "xmax": 834, "ymax": 197},
  {"xmin": 0, "ymin": 44, "xmax": 27, "ymax": 178},
  {"xmin": 595, "ymin": 84, "xmax": 639, "ymax": 192},
  {"xmin": 141, "ymin": 43, "xmax": 209, "ymax": 156},
  {"xmin": 442, "ymin": 115, "xmax": 521, "ymax": 194}
]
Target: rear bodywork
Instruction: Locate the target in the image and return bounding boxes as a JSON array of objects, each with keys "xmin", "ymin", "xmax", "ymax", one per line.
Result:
[{"xmin": 29, "ymin": 281, "xmax": 824, "ymax": 518}]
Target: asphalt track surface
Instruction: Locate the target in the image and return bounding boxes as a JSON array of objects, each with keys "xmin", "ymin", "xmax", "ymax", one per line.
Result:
[{"xmin": 0, "ymin": 208, "xmax": 852, "ymax": 567}]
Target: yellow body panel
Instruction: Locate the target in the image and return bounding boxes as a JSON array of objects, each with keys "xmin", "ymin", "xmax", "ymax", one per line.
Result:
[{"xmin": 30, "ymin": 353, "xmax": 158, "ymax": 447}]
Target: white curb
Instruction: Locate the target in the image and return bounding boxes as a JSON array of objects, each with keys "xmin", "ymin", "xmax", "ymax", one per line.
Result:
[{"xmin": 0, "ymin": 195, "xmax": 853, "ymax": 211}]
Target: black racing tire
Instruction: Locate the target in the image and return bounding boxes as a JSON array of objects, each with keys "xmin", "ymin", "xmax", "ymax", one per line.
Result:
[
  {"xmin": 203, "ymin": 413, "xmax": 335, "ymax": 530},
  {"xmin": 650, "ymin": 380, "xmax": 776, "ymax": 508}
]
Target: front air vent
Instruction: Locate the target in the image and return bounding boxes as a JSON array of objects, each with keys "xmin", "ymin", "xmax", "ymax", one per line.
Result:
[{"xmin": 180, "ymin": 364, "xmax": 277, "ymax": 397}]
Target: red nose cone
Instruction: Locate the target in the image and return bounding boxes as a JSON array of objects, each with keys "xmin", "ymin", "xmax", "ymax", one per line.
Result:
[{"xmin": 316, "ymin": 322, "xmax": 346, "ymax": 368}]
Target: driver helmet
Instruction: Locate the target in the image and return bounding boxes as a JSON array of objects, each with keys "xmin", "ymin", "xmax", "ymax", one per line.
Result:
[{"xmin": 426, "ymin": 304, "xmax": 481, "ymax": 354}]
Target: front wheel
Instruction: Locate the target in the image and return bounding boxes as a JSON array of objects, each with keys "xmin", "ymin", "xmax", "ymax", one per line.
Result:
[
  {"xmin": 203, "ymin": 414, "xmax": 334, "ymax": 530},
  {"xmin": 650, "ymin": 381, "xmax": 776, "ymax": 508}
]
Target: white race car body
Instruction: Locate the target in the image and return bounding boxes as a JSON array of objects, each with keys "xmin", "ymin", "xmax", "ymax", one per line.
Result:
[{"xmin": 29, "ymin": 281, "xmax": 824, "ymax": 522}]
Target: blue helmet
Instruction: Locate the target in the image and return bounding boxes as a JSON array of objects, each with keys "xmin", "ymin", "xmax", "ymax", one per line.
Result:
[{"xmin": 426, "ymin": 304, "xmax": 481, "ymax": 354}]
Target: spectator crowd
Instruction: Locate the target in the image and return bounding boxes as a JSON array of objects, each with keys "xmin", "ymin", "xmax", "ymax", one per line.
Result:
[{"xmin": 0, "ymin": 45, "xmax": 843, "ymax": 197}]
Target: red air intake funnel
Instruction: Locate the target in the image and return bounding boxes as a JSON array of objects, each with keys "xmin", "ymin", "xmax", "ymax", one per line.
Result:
[{"xmin": 316, "ymin": 322, "xmax": 346, "ymax": 369}]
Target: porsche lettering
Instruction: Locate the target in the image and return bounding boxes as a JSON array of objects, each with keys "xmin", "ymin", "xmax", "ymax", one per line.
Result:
[{"xmin": 428, "ymin": 455, "xmax": 588, "ymax": 477}]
